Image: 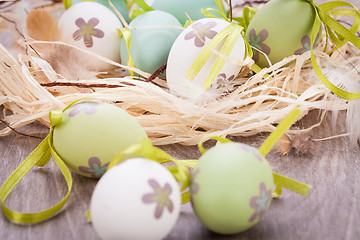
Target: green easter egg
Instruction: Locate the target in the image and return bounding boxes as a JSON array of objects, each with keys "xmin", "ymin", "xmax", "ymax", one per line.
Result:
[
  {"xmin": 190, "ymin": 142, "xmax": 274, "ymax": 234},
  {"xmin": 52, "ymin": 102, "xmax": 148, "ymax": 178},
  {"xmin": 120, "ymin": 10, "xmax": 182, "ymax": 74},
  {"xmin": 151, "ymin": 0, "xmax": 220, "ymax": 25},
  {"xmin": 65, "ymin": 0, "xmax": 130, "ymax": 23},
  {"xmin": 245, "ymin": 0, "xmax": 317, "ymax": 68}
]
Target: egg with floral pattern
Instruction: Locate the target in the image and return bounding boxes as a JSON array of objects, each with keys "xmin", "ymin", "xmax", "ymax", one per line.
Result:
[
  {"xmin": 166, "ymin": 18, "xmax": 246, "ymax": 102},
  {"xmin": 151, "ymin": 0, "xmax": 221, "ymax": 25},
  {"xmin": 52, "ymin": 102, "xmax": 148, "ymax": 178},
  {"xmin": 90, "ymin": 158, "xmax": 181, "ymax": 240},
  {"xmin": 63, "ymin": 0, "xmax": 130, "ymax": 23},
  {"xmin": 190, "ymin": 142, "xmax": 274, "ymax": 234},
  {"xmin": 120, "ymin": 10, "xmax": 182, "ymax": 74},
  {"xmin": 58, "ymin": 2, "xmax": 122, "ymax": 70},
  {"xmin": 245, "ymin": 0, "xmax": 318, "ymax": 68}
]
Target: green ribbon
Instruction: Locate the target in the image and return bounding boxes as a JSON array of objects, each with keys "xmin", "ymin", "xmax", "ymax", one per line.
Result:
[
  {"xmin": 63, "ymin": 0, "xmax": 71, "ymax": 9},
  {"xmin": 131, "ymin": 0, "xmax": 153, "ymax": 12},
  {"xmin": 118, "ymin": 28, "xmax": 136, "ymax": 76},
  {"xmin": 0, "ymin": 110, "xmax": 73, "ymax": 224},
  {"xmin": 308, "ymin": 0, "xmax": 360, "ymax": 100},
  {"xmin": 186, "ymin": 22, "xmax": 251, "ymax": 90},
  {"xmin": 108, "ymin": 139, "xmax": 190, "ymax": 193}
]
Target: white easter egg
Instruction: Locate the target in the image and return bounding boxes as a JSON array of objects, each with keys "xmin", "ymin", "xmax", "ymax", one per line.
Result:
[
  {"xmin": 58, "ymin": 2, "xmax": 122, "ymax": 70},
  {"xmin": 166, "ymin": 18, "xmax": 246, "ymax": 101},
  {"xmin": 90, "ymin": 158, "xmax": 181, "ymax": 240}
]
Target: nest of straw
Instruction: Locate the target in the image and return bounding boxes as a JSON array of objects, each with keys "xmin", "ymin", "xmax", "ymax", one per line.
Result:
[{"xmin": 0, "ymin": 0, "xmax": 357, "ymax": 145}]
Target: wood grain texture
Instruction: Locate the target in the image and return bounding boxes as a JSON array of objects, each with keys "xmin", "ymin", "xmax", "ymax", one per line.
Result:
[
  {"xmin": 1, "ymin": 0, "xmax": 360, "ymax": 239},
  {"xmin": 2, "ymin": 110, "xmax": 360, "ymax": 240}
]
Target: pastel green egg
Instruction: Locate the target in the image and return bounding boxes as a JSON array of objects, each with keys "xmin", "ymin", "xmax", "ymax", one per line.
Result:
[
  {"xmin": 151, "ymin": 0, "xmax": 220, "ymax": 25},
  {"xmin": 120, "ymin": 10, "xmax": 182, "ymax": 74},
  {"xmin": 245, "ymin": 0, "xmax": 317, "ymax": 68},
  {"xmin": 64, "ymin": 0, "xmax": 130, "ymax": 23},
  {"xmin": 190, "ymin": 142, "xmax": 274, "ymax": 234},
  {"xmin": 52, "ymin": 102, "xmax": 148, "ymax": 178}
]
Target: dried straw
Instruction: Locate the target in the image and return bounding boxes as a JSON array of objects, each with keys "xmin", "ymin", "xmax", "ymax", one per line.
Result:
[{"xmin": 0, "ymin": 2, "xmax": 357, "ymax": 146}]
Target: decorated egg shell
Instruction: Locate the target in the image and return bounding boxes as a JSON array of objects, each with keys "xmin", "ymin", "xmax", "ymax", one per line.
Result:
[
  {"xmin": 52, "ymin": 102, "xmax": 148, "ymax": 178},
  {"xmin": 64, "ymin": 0, "xmax": 130, "ymax": 23},
  {"xmin": 190, "ymin": 142, "xmax": 274, "ymax": 234},
  {"xmin": 58, "ymin": 2, "xmax": 122, "ymax": 70},
  {"xmin": 90, "ymin": 158, "xmax": 181, "ymax": 240},
  {"xmin": 151, "ymin": 0, "xmax": 220, "ymax": 25},
  {"xmin": 120, "ymin": 10, "xmax": 182, "ymax": 74},
  {"xmin": 245, "ymin": 0, "xmax": 318, "ymax": 68},
  {"xmin": 166, "ymin": 18, "xmax": 246, "ymax": 101}
]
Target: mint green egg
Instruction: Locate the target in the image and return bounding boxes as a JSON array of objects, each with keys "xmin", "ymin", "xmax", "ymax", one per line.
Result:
[
  {"xmin": 65, "ymin": 0, "xmax": 130, "ymax": 23},
  {"xmin": 245, "ymin": 0, "xmax": 317, "ymax": 68},
  {"xmin": 120, "ymin": 10, "xmax": 182, "ymax": 74},
  {"xmin": 151, "ymin": 0, "xmax": 220, "ymax": 25},
  {"xmin": 190, "ymin": 142, "xmax": 274, "ymax": 234},
  {"xmin": 52, "ymin": 102, "xmax": 148, "ymax": 178}
]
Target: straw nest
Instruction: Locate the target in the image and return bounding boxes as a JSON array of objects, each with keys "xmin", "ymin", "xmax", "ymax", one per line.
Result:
[{"xmin": 0, "ymin": 0, "xmax": 358, "ymax": 146}]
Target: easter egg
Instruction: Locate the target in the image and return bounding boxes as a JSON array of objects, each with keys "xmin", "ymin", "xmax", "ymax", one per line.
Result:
[
  {"xmin": 190, "ymin": 142, "xmax": 274, "ymax": 234},
  {"xmin": 120, "ymin": 10, "xmax": 182, "ymax": 74},
  {"xmin": 166, "ymin": 18, "xmax": 246, "ymax": 101},
  {"xmin": 245, "ymin": 0, "xmax": 317, "ymax": 68},
  {"xmin": 151, "ymin": 0, "xmax": 220, "ymax": 25},
  {"xmin": 90, "ymin": 158, "xmax": 181, "ymax": 240},
  {"xmin": 58, "ymin": 2, "xmax": 122, "ymax": 70},
  {"xmin": 52, "ymin": 102, "xmax": 148, "ymax": 178},
  {"xmin": 64, "ymin": 0, "xmax": 130, "ymax": 23}
]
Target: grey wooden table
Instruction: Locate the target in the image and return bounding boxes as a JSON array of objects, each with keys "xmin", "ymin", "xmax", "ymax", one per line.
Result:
[
  {"xmin": 2, "ymin": 108, "xmax": 360, "ymax": 240},
  {"xmin": 1, "ymin": 0, "xmax": 360, "ymax": 239}
]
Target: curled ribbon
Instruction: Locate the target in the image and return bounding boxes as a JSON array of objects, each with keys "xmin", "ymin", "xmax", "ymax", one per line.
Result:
[
  {"xmin": 0, "ymin": 109, "xmax": 73, "ymax": 224},
  {"xmin": 308, "ymin": 0, "xmax": 360, "ymax": 100}
]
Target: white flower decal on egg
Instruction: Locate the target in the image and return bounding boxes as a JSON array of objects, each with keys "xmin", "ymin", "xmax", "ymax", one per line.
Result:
[{"xmin": 142, "ymin": 179, "xmax": 174, "ymax": 219}]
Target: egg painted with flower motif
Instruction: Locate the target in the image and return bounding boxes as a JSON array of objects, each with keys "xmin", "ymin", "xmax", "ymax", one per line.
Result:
[
  {"xmin": 120, "ymin": 10, "xmax": 182, "ymax": 74},
  {"xmin": 245, "ymin": 0, "xmax": 318, "ymax": 68},
  {"xmin": 90, "ymin": 158, "xmax": 181, "ymax": 240},
  {"xmin": 190, "ymin": 142, "xmax": 274, "ymax": 234},
  {"xmin": 52, "ymin": 102, "xmax": 148, "ymax": 178},
  {"xmin": 166, "ymin": 18, "xmax": 246, "ymax": 102},
  {"xmin": 58, "ymin": 2, "xmax": 122, "ymax": 70},
  {"xmin": 63, "ymin": 0, "xmax": 130, "ymax": 23},
  {"xmin": 151, "ymin": 0, "xmax": 220, "ymax": 25}
]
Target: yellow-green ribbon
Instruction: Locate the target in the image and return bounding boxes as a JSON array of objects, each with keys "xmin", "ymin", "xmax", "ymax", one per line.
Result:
[
  {"xmin": 308, "ymin": 0, "xmax": 360, "ymax": 100},
  {"xmin": 186, "ymin": 22, "xmax": 247, "ymax": 90},
  {"xmin": 0, "ymin": 110, "xmax": 73, "ymax": 224},
  {"xmin": 118, "ymin": 28, "xmax": 136, "ymax": 76},
  {"xmin": 63, "ymin": 0, "xmax": 71, "ymax": 9},
  {"xmin": 131, "ymin": 0, "xmax": 153, "ymax": 12},
  {"xmin": 195, "ymin": 107, "xmax": 311, "ymax": 198},
  {"xmin": 108, "ymin": 139, "xmax": 190, "ymax": 200}
]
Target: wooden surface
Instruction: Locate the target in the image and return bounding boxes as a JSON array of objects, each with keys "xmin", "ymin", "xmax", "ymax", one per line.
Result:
[
  {"xmin": 1, "ymin": 108, "xmax": 360, "ymax": 240},
  {"xmin": 1, "ymin": 0, "xmax": 360, "ymax": 239}
]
